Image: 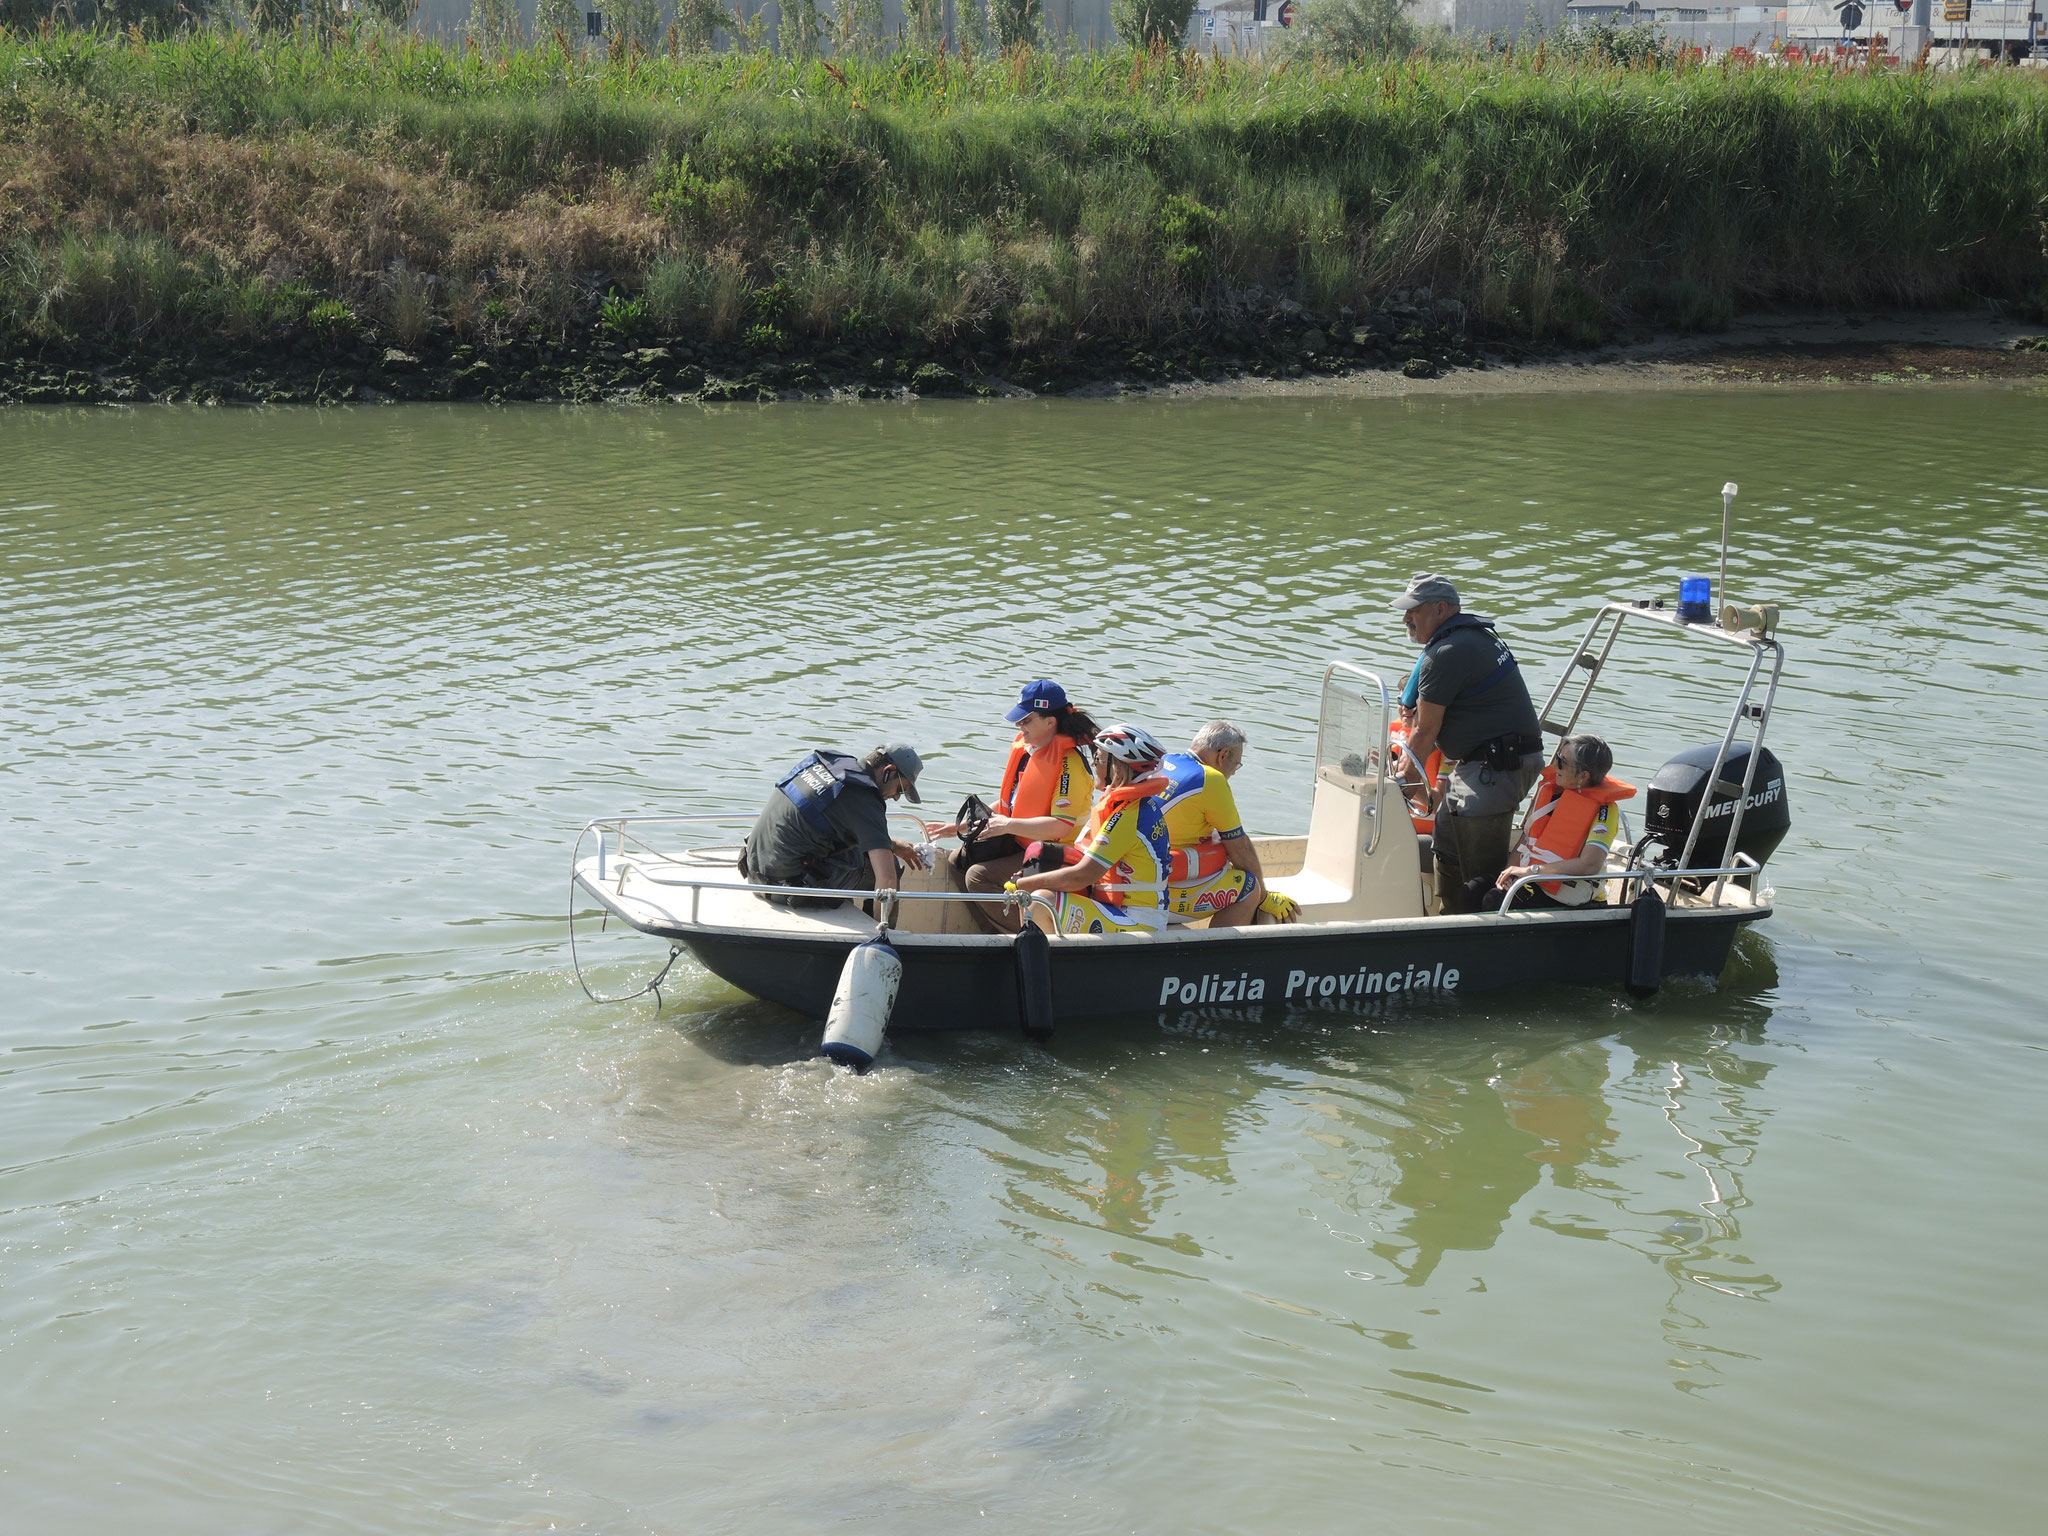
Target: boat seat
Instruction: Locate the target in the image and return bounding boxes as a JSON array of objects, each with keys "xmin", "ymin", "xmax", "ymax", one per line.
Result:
[
  {"xmin": 1267, "ymin": 768, "xmax": 1426, "ymax": 923},
  {"xmin": 889, "ymin": 847, "xmax": 984, "ymax": 935}
]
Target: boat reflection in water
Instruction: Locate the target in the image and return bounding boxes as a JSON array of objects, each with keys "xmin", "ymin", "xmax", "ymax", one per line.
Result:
[{"xmin": 967, "ymin": 933, "xmax": 1781, "ymax": 1386}]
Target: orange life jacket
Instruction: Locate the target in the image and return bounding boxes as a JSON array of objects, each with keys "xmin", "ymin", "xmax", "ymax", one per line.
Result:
[
  {"xmin": 995, "ymin": 733, "xmax": 1082, "ymax": 837},
  {"xmin": 1389, "ymin": 717, "xmax": 1444, "ymax": 835},
  {"xmin": 1168, "ymin": 840, "xmax": 1231, "ymax": 884},
  {"xmin": 1077, "ymin": 776, "xmax": 1167, "ymax": 905},
  {"xmin": 1516, "ymin": 768, "xmax": 1637, "ymax": 903}
]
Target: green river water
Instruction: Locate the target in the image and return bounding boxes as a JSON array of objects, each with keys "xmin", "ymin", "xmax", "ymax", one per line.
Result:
[{"xmin": 4, "ymin": 390, "xmax": 2045, "ymax": 1533}]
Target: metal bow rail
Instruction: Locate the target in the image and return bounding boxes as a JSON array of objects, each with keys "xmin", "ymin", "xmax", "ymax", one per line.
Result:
[{"xmin": 568, "ymin": 813, "xmax": 1064, "ymax": 1007}]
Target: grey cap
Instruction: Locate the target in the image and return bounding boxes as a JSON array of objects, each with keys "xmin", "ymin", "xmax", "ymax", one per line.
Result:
[
  {"xmin": 878, "ymin": 742, "xmax": 923, "ymax": 803},
  {"xmin": 1391, "ymin": 572, "xmax": 1460, "ymax": 612}
]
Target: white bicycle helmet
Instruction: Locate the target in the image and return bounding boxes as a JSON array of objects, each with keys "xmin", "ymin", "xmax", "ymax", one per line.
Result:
[{"xmin": 1093, "ymin": 723, "xmax": 1166, "ymax": 772}]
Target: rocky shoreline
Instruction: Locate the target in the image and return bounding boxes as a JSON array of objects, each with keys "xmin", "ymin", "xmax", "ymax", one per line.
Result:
[
  {"xmin": 0, "ymin": 294, "xmax": 1496, "ymax": 407},
  {"xmin": 6, "ymin": 304, "xmax": 2045, "ymax": 409}
]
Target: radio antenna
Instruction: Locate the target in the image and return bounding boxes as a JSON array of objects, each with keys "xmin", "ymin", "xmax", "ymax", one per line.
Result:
[{"xmin": 1718, "ymin": 482, "xmax": 1738, "ymax": 612}]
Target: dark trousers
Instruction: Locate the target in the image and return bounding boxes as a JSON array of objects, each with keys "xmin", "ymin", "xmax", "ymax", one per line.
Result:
[
  {"xmin": 1477, "ymin": 880, "xmax": 1568, "ymax": 913},
  {"xmin": 958, "ymin": 849, "xmax": 1029, "ymax": 933},
  {"xmin": 1434, "ymin": 808, "xmax": 1516, "ymax": 915},
  {"xmin": 746, "ymin": 846, "xmax": 874, "ymax": 909},
  {"xmin": 1433, "ymin": 750, "xmax": 1544, "ymax": 914}
]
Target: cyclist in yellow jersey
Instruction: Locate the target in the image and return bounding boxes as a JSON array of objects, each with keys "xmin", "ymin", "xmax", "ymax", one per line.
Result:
[
  {"xmin": 1014, "ymin": 724, "xmax": 1172, "ymax": 936},
  {"xmin": 1159, "ymin": 721, "xmax": 1273, "ymax": 927}
]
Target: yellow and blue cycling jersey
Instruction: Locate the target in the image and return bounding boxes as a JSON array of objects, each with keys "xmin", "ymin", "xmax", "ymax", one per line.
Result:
[
  {"xmin": 1078, "ymin": 787, "xmax": 1171, "ymax": 913},
  {"xmin": 1053, "ymin": 791, "xmax": 1172, "ymax": 935},
  {"xmin": 1157, "ymin": 753, "xmax": 1248, "ymax": 849}
]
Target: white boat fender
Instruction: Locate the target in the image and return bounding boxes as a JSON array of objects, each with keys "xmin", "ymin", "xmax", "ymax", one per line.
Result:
[
  {"xmin": 820, "ymin": 932, "xmax": 902, "ymax": 1073},
  {"xmin": 1014, "ymin": 923, "xmax": 1053, "ymax": 1042},
  {"xmin": 1625, "ymin": 886, "xmax": 1666, "ymax": 998}
]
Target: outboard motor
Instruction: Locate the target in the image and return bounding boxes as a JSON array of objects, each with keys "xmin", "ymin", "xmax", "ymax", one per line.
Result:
[{"xmin": 1643, "ymin": 742, "xmax": 1790, "ymax": 875}]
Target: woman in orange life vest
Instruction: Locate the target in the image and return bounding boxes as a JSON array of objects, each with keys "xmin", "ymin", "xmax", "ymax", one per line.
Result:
[
  {"xmin": 1484, "ymin": 733, "xmax": 1637, "ymax": 911},
  {"xmin": 925, "ymin": 679, "xmax": 1099, "ymax": 934}
]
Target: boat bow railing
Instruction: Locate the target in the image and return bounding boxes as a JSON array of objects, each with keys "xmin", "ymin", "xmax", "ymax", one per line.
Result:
[{"xmin": 573, "ymin": 813, "xmax": 1062, "ymax": 930}]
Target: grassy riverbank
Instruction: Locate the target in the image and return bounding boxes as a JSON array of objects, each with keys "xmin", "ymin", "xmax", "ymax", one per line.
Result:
[{"xmin": 4, "ymin": 29, "xmax": 2047, "ymax": 403}]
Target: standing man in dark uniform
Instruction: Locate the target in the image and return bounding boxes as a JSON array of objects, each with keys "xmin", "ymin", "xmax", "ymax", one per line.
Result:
[
  {"xmin": 1390, "ymin": 574, "xmax": 1545, "ymax": 913},
  {"xmin": 740, "ymin": 743, "xmax": 927, "ymax": 908}
]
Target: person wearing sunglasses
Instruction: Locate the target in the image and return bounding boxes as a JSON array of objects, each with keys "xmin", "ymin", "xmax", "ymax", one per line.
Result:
[
  {"xmin": 1485, "ymin": 734, "xmax": 1636, "ymax": 911},
  {"xmin": 740, "ymin": 743, "xmax": 927, "ymax": 910}
]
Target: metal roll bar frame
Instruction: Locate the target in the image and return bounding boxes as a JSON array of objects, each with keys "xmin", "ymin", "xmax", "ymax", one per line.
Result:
[{"xmin": 1536, "ymin": 603, "xmax": 1783, "ymax": 907}]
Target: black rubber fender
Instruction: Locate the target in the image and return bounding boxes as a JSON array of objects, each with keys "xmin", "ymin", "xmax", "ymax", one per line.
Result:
[
  {"xmin": 1014, "ymin": 923, "xmax": 1054, "ymax": 1041},
  {"xmin": 1626, "ymin": 887, "xmax": 1667, "ymax": 998}
]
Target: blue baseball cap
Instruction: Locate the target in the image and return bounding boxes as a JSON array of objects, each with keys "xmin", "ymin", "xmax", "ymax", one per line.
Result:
[{"xmin": 1005, "ymin": 679, "xmax": 1068, "ymax": 723}]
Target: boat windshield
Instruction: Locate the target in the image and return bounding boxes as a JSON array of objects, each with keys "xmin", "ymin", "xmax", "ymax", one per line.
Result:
[{"xmin": 1315, "ymin": 661, "xmax": 1389, "ymax": 788}]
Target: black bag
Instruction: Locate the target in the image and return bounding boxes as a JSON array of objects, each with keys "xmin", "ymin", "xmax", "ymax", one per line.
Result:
[{"xmin": 954, "ymin": 793, "xmax": 1023, "ymax": 869}]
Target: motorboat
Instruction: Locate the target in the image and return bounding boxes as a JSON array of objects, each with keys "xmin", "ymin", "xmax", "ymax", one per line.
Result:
[{"xmin": 568, "ymin": 595, "xmax": 1791, "ymax": 1045}]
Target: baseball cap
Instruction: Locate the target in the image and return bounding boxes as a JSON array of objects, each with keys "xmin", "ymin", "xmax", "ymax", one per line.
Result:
[
  {"xmin": 1004, "ymin": 679, "xmax": 1068, "ymax": 724},
  {"xmin": 878, "ymin": 743, "xmax": 923, "ymax": 803},
  {"xmin": 1391, "ymin": 573, "xmax": 1460, "ymax": 611}
]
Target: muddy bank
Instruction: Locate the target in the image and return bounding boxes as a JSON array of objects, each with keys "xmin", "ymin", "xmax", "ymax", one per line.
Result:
[{"xmin": 1141, "ymin": 311, "xmax": 2048, "ymax": 401}]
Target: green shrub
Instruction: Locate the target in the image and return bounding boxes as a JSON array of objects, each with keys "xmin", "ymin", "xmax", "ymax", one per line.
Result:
[
  {"xmin": 672, "ymin": 0, "xmax": 733, "ymax": 50},
  {"xmin": 1275, "ymin": 0, "xmax": 1417, "ymax": 59},
  {"xmin": 535, "ymin": 0, "xmax": 583, "ymax": 45},
  {"xmin": 306, "ymin": 298, "xmax": 361, "ymax": 340},
  {"xmin": 598, "ymin": 291, "xmax": 652, "ymax": 338},
  {"xmin": 1157, "ymin": 193, "xmax": 1219, "ymax": 290},
  {"xmin": 1548, "ymin": 19, "xmax": 1678, "ymax": 68},
  {"xmin": 1110, "ymin": 0, "xmax": 1193, "ymax": 48}
]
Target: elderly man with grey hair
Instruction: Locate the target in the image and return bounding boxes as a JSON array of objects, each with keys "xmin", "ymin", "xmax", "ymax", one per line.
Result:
[{"xmin": 1156, "ymin": 720, "xmax": 1280, "ymax": 926}]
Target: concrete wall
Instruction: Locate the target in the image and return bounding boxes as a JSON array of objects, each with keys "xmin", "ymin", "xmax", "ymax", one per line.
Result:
[{"xmin": 1656, "ymin": 17, "xmax": 1789, "ymax": 45}]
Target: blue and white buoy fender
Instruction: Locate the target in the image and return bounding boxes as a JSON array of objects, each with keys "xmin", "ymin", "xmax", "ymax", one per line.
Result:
[{"xmin": 820, "ymin": 932, "xmax": 902, "ymax": 1072}]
